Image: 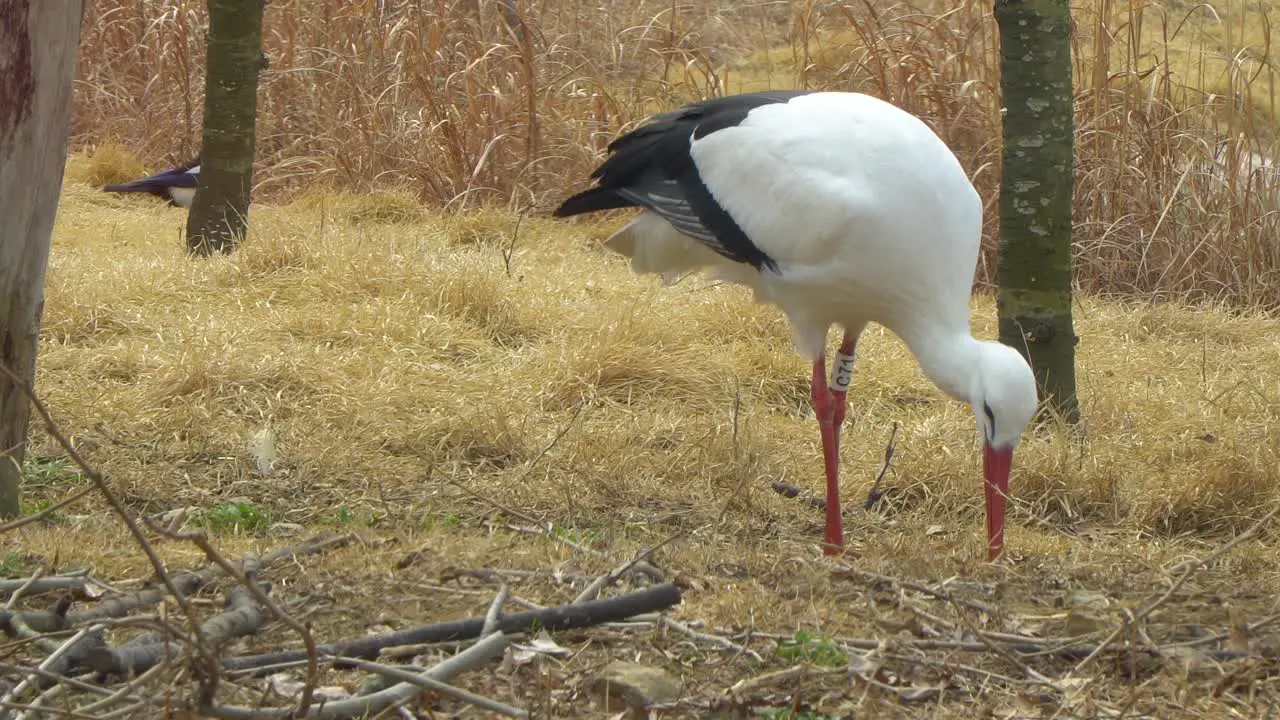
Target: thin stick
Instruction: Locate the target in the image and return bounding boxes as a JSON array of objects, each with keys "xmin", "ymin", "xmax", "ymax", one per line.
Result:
[
  {"xmin": 0, "ymin": 363, "xmax": 214, "ymax": 688},
  {"xmin": 1163, "ymin": 609, "xmax": 1280, "ymax": 650},
  {"xmin": 201, "ymin": 632, "xmax": 510, "ymax": 720},
  {"xmin": 946, "ymin": 597, "xmax": 1054, "ymax": 685},
  {"xmin": 0, "ymin": 625, "xmax": 96, "ymax": 710},
  {"xmin": 73, "ymin": 661, "xmax": 170, "ymax": 715},
  {"xmin": 481, "ymin": 584, "xmax": 509, "ymax": 637},
  {"xmin": 1069, "ymin": 501, "xmax": 1280, "ymax": 678},
  {"xmin": 1165, "ymin": 502, "xmax": 1280, "ymax": 576},
  {"xmin": 0, "ymin": 701, "xmax": 97, "ymax": 720},
  {"xmin": 0, "ymin": 484, "xmax": 94, "ymax": 534},
  {"xmin": 835, "ymin": 564, "xmax": 997, "ymax": 616},
  {"xmin": 660, "ymin": 616, "xmax": 764, "ymax": 663},
  {"xmin": 156, "ymin": 527, "xmax": 319, "ymax": 717},
  {"xmin": 0, "ymin": 663, "xmax": 115, "ymax": 699},
  {"xmin": 572, "ymin": 550, "xmax": 665, "ymax": 604},
  {"xmin": 0, "ymin": 575, "xmax": 89, "ymax": 600},
  {"xmin": 328, "ymin": 655, "xmax": 527, "ymax": 718},
  {"xmin": 4, "ymin": 567, "xmax": 48, "ymax": 610},
  {"xmin": 864, "ymin": 422, "xmax": 900, "ymax": 509}
]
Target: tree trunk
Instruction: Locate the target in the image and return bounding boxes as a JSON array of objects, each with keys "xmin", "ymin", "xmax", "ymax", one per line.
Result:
[
  {"xmin": 186, "ymin": 0, "xmax": 266, "ymax": 256},
  {"xmin": 0, "ymin": 1, "xmax": 85, "ymax": 518},
  {"xmin": 994, "ymin": 0, "xmax": 1080, "ymax": 424}
]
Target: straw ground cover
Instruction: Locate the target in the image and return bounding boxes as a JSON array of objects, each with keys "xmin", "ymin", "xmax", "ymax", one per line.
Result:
[
  {"xmin": 8, "ymin": 0, "xmax": 1280, "ymax": 716},
  {"xmin": 9, "ymin": 166, "xmax": 1280, "ymax": 715}
]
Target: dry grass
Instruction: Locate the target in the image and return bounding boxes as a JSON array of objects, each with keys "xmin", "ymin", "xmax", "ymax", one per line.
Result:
[
  {"xmin": 23, "ymin": 0, "xmax": 1280, "ymax": 715},
  {"xmin": 15, "ymin": 173, "xmax": 1280, "ymax": 715},
  {"xmin": 74, "ymin": 0, "xmax": 1280, "ymax": 307}
]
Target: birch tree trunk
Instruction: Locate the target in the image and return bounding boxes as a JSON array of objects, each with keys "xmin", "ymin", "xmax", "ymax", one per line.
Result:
[
  {"xmin": 994, "ymin": 0, "xmax": 1080, "ymax": 424},
  {"xmin": 0, "ymin": 1, "xmax": 85, "ymax": 518},
  {"xmin": 186, "ymin": 0, "xmax": 266, "ymax": 256}
]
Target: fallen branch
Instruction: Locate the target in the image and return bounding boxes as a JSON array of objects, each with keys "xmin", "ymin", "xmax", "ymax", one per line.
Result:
[
  {"xmin": 481, "ymin": 584, "xmax": 509, "ymax": 637},
  {"xmin": 0, "ymin": 573, "xmax": 203, "ymax": 635},
  {"xmin": 739, "ymin": 628, "xmax": 1250, "ymax": 664},
  {"xmin": 0, "ymin": 363, "xmax": 215, "ymax": 685},
  {"xmin": 201, "ymin": 632, "xmax": 511, "ymax": 720},
  {"xmin": 223, "ymin": 582, "xmax": 682, "ymax": 674},
  {"xmin": 0, "ymin": 624, "xmax": 101, "ymax": 713},
  {"xmin": 334, "ymin": 655, "xmax": 527, "ymax": 718},
  {"xmin": 0, "ymin": 533, "xmax": 352, "ymax": 635},
  {"xmin": 1, "ymin": 568, "xmax": 74, "ymax": 602},
  {"xmin": 84, "ymin": 582, "xmax": 268, "ymax": 677},
  {"xmin": 158, "ymin": 527, "xmax": 323, "ymax": 715},
  {"xmin": 26, "ymin": 626, "xmax": 105, "ymax": 690}
]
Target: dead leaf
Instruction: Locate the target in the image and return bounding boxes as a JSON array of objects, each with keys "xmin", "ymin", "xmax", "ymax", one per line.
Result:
[
  {"xmin": 249, "ymin": 426, "xmax": 279, "ymax": 477},
  {"xmin": 1226, "ymin": 603, "xmax": 1254, "ymax": 654},
  {"xmin": 313, "ymin": 686, "xmax": 351, "ymax": 702},
  {"xmin": 510, "ymin": 629, "xmax": 574, "ymax": 665},
  {"xmin": 267, "ymin": 672, "xmax": 304, "ymax": 699},
  {"xmin": 900, "ymin": 682, "xmax": 945, "ymax": 702}
]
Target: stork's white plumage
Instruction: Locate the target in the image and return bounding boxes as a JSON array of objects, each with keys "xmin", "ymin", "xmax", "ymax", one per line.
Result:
[{"xmin": 554, "ymin": 90, "xmax": 1039, "ymax": 560}]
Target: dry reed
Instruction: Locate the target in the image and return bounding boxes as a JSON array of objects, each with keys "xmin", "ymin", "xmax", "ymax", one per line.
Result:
[{"xmin": 74, "ymin": 0, "xmax": 1280, "ymax": 308}]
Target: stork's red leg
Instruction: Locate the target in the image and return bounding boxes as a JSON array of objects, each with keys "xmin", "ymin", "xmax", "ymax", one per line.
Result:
[
  {"xmin": 812, "ymin": 356, "xmax": 843, "ymax": 555},
  {"xmin": 828, "ymin": 332, "xmax": 859, "ymax": 449}
]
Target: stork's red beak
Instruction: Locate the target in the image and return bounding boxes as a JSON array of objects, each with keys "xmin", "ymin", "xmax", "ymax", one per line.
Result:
[{"xmin": 982, "ymin": 443, "xmax": 1013, "ymax": 561}]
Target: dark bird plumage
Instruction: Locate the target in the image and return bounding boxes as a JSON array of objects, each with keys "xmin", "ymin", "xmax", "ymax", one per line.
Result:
[{"xmin": 102, "ymin": 159, "xmax": 201, "ymax": 208}]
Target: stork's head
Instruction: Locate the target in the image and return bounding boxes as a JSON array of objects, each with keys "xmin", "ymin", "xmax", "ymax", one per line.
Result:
[{"xmin": 970, "ymin": 341, "xmax": 1039, "ymax": 560}]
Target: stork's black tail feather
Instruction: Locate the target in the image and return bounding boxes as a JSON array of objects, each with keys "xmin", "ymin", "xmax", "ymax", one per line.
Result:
[{"xmin": 553, "ymin": 187, "xmax": 637, "ymax": 218}]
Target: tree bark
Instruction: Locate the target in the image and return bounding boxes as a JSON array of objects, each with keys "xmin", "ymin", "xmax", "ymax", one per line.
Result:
[
  {"xmin": 994, "ymin": 0, "xmax": 1080, "ymax": 424},
  {"xmin": 185, "ymin": 0, "xmax": 266, "ymax": 256},
  {"xmin": 0, "ymin": 1, "xmax": 85, "ymax": 518}
]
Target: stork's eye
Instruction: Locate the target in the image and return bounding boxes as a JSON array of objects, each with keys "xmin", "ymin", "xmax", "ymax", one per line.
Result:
[{"xmin": 983, "ymin": 402, "xmax": 995, "ymax": 427}]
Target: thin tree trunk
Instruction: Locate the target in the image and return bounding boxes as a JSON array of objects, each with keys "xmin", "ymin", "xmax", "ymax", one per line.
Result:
[
  {"xmin": 186, "ymin": 0, "xmax": 266, "ymax": 256},
  {"xmin": 0, "ymin": 1, "xmax": 85, "ymax": 518},
  {"xmin": 994, "ymin": 0, "xmax": 1080, "ymax": 424}
]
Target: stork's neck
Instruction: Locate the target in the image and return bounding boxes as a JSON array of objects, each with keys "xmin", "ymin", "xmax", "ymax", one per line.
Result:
[{"xmin": 900, "ymin": 328, "xmax": 983, "ymax": 406}]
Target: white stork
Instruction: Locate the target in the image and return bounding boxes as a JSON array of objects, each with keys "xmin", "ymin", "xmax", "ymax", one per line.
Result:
[
  {"xmin": 102, "ymin": 159, "xmax": 200, "ymax": 208},
  {"xmin": 554, "ymin": 90, "xmax": 1039, "ymax": 560}
]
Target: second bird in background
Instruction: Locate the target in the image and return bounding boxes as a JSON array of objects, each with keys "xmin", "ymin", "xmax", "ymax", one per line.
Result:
[{"xmin": 102, "ymin": 159, "xmax": 201, "ymax": 209}]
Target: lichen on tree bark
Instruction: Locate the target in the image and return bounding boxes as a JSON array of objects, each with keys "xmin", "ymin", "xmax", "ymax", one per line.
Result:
[
  {"xmin": 185, "ymin": 0, "xmax": 266, "ymax": 256},
  {"xmin": 0, "ymin": 2, "xmax": 85, "ymax": 518},
  {"xmin": 995, "ymin": 0, "xmax": 1080, "ymax": 424}
]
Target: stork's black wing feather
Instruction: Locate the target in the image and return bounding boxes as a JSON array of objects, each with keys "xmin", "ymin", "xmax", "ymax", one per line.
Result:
[{"xmin": 555, "ymin": 90, "xmax": 814, "ymax": 272}]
